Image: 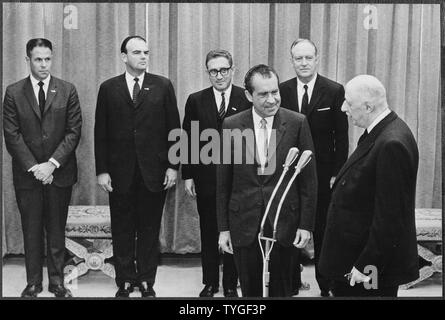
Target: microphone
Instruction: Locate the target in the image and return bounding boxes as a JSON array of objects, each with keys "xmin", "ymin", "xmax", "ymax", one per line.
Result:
[
  {"xmin": 272, "ymin": 150, "xmax": 313, "ymax": 236},
  {"xmin": 294, "ymin": 150, "xmax": 312, "ymax": 174},
  {"xmin": 259, "ymin": 147, "xmax": 300, "ymax": 237},
  {"xmin": 283, "ymin": 147, "xmax": 299, "ymax": 169}
]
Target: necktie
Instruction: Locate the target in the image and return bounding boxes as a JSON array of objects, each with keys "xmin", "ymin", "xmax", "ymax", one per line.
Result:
[
  {"xmin": 133, "ymin": 77, "xmax": 140, "ymax": 105},
  {"xmin": 260, "ymin": 118, "xmax": 268, "ymax": 166},
  {"xmin": 38, "ymin": 81, "xmax": 45, "ymax": 115},
  {"xmin": 358, "ymin": 129, "xmax": 369, "ymax": 146},
  {"xmin": 218, "ymin": 91, "xmax": 226, "ymax": 119},
  {"xmin": 301, "ymin": 84, "xmax": 309, "ymax": 114}
]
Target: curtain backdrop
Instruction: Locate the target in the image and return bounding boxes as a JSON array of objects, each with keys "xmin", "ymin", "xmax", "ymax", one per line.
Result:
[{"xmin": 2, "ymin": 2, "xmax": 441, "ymax": 255}]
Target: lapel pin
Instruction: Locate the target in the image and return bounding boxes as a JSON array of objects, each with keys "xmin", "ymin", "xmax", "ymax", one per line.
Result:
[
  {"xmin": 144, "ymin": 87, "xmax": 150, "ymax": 91},
  {"xmin": 232, "ymin": 107, "xmax": 237, "ymax": 111},
  {"xmin": 51, "ymin": 89, "xmax": 56, "ymax": 93}
]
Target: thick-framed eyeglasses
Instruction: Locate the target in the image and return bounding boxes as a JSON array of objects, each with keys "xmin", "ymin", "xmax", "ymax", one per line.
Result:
[{"xmin": 208, "ymin": 67, "xmax": 231, "ymax": 77}]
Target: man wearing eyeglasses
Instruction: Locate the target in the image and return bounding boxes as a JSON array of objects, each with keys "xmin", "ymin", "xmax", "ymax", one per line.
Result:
[
  {"xmin": 279, "ymin": 39, "xmax": 349, "ymax": 297},
  {"xmin": 182, "ymin": 49, "xmax": 249, "ymax": 297}
]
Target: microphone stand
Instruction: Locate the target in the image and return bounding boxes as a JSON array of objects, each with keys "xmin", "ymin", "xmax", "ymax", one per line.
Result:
[
  {"xmin": 259, "ymin": 150, "xmax": 313, "ymax": 297},
  {"xmin": 258, "ymin": 148, "xmax": 299, "ymax": 298}
]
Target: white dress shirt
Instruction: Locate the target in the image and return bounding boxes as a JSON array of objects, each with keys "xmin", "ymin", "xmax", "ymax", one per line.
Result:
[
  {"xmin": 297, "ymin": 73, "xmax": 317, "ymax": 112},
  {"xmin": 213, "ymin": 85, "xmax": 232, "ymax": 113},
  {"xmin": 125, "ymin": 71, "xmax": 145, "ymax": 100},
  {"xmin": 30, "ymin": 74, "xmax": 50, "ymax": 102}
]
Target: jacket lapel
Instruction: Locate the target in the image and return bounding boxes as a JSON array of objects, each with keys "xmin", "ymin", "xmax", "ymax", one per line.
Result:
[
  {"xmin": 23, "ymin": 77, "xmax": 41, "ymax": 120},
  {"xmin": 43, "ymin": 77, "xmax": 57, "ymax": 115},
  {"xmin": 333, "ymin": 111, "xmax": 398, "ymax": 189},
  {"xmin": 239, "ymin": 110, "xmax": 258, "ymax": 167},
  {"xmin": 117, "ymin": 73, "xmax": 134, "ymax": 107},
  {"xmin": 205, "ymin": 87, "xmax": 219, "ymax": 128},
  {"xmin": 226, "ymin": 86, "xmax": 245, "ymax": 117}
]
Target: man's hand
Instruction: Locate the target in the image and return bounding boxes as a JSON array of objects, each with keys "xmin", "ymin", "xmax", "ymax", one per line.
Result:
[
  {"xmin": 293, "ymin": 229, "xmax": 311, "ymax": 248},
  {"xmin": 97, "ymin": 173, "xmax": 113, "ymax": 192},
  {"xmin": 30, "ymin": 162, "xmax": 56, "ymax": 181},
  {"xmin": 346, "ymin": 267, "xmax": 371, "ymax": 286},
  {"xmin": 330, "ymin": 176, "xmax": 336, "ymax": 189},
  {"xmin": 42, "ymin": 175, "xmax": 54, "ymax": 185},
  {"xmin": 184, "ymin": 179, "xmax": 196, "ymax": 198},
  {"xmin": 218, "ymin": 231, "xmax": 233, "ymax": 254},
  {"xmin": 163, "ymin": 168, "xmax": 177, "ymax": 190}
]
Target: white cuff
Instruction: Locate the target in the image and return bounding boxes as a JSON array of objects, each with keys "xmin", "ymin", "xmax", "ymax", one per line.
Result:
[{"xmin": 49, "ymin": 158, "xmax": 60, "ymax": 168}]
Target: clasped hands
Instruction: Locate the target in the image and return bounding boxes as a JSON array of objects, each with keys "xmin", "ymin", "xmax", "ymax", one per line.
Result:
[{"xmin": 29, "ymin": 161, "xmax": 55, "ymax": 185}]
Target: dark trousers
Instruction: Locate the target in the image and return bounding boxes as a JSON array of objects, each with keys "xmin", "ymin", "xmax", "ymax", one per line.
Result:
[
  {"xmin": 196, "ymin": 193, "xmax": 237, "ymax": 289},
  {"xmin": 15, "ymin": 184, "xmax": 72, "ymax": 286},
  {"xmin": 332, "ymin": 281, "xmax": 398, "ymax": 297},
  {"xmin": 292, "ymin": 166, "xmax": 332, "ymax": 293},
  {"xmin": 109, "ymin": 165, "xmax": 167, "ymax": 287},
  {"xmin": 233, "ymin": 238, "xmax": 293, "ymax": 297}
]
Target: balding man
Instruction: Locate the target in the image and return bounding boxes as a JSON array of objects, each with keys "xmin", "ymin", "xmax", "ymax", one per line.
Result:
[{"xmin": 318, "ymin": 75, "xmax": 419, "ymax": 297}]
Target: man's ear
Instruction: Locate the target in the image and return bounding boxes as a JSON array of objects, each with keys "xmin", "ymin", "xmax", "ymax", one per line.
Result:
[
  {"xmin": 365, "ymin": 103, "xmax": 374, "ymax": 113},
  {"xmin": 121, "ymin": 52, "xmax": 127, "ymax": 63},
  {"xmin": 25, "ymin": 56, "xmax": 30, "ymax": 63},
  {"xmin": 245, "ymin": 90, "xmax": 253, "ymax": 103}
]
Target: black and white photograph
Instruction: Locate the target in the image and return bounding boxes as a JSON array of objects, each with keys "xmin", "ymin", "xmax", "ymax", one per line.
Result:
[{"xmin": 1, "ymin": 1, "xmax": 442, "ymax": 300}]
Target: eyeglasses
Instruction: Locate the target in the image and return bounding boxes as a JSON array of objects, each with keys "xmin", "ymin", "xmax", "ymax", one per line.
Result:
[{"xmin": 208, "ymin": 67, "xmax": 231, "ymax": 77}]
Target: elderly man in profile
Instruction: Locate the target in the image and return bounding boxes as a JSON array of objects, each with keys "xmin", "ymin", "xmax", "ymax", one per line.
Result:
[{"xmin": 319, "ymin": 75, "xmax": 419, "ymax": 297}]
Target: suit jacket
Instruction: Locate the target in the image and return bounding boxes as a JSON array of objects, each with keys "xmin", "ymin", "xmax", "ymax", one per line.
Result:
[
  {"xmin": 3, "ymin": 76, "xmax": 82, "ymax": 189},
  {"xmin": 280, "ymin": 75, "xmax": 348, "ymax": 192},
  {"xmin": 181, "ymin": 85, "xmax": 249, "ymax": 195},
  {"xmin": 318, "ymin": 111, "xmax": 420, "ymax": 286},
  {"xmin": 216, "ymin": 108, "xmax": 318, "ymax": 247},
  {"xmin": 94, "ymin": 72, "xmax": 181, "ymax": 193}
]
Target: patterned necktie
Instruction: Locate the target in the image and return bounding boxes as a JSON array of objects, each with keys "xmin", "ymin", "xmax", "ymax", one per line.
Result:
[
  {"xmin": 38, "ymin": 81, "xmax": 45, "ymax": 115},
  {"xmin": 260, "ymin": 118, "xmax": 269, "ymax": 166},
  {"xmin": 358, "ymin": 129, "xmax": 369, "ymax": 146},
  {"xmin": 301, "ymin": 84, "xmax": 309, "ymax": 114},
  {"xmin": 218, "ymin": 91, "xmax": 226, "ymax": 119},
  {"xmin": 133, "ymin": 77, "xmax": 140, "ymax": 105}
]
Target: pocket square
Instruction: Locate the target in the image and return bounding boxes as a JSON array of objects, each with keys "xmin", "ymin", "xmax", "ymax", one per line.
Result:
[{"xmin": 317, "ymin": 107, "xmax": 330, "ymax": 111}]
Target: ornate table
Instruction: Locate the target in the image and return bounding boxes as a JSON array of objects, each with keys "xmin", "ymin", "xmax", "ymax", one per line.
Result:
[
  {"xmin": 400, "ymin": 208, "xmax": 442, "ymax": 289},
  {"xmin": 64, "ymin": 206, "xmax": 115, "ymax": 283}
]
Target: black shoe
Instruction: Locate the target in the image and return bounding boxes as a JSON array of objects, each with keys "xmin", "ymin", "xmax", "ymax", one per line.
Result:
[
  {"xmin": 199, "ymin": 284, "xmax": 219, "ymax": 297},
  {"xmin": 115, "ymin": 282, "xmax": 134, "ymax": 298},
  {"xmin": 223, "ymin": 288, "xmax": 238, "ymax": 297},
  {"xmin": 48, "ymin": 284, "xmax": 72, "ymax": 298},
  {"xmin": 21, "ymin": 284, "xmax": 43, "ymax": 298},
  {"xmin": 140, "ymin": 282, "xmax": 156, "ymax": 297}
]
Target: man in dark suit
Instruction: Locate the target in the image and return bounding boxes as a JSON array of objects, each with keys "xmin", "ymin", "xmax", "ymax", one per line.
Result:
[
  {"xmin": 318, "ymin": 75, "xmax": 419, "ymax": 297},
  {"xmin": 217, "ymin": 64, "xmax": 317, "ymax": 297},
  {"xmin": 3, "ymin": 38, "xmax": 82, "ymax": 298},
  {"xmin": 182, "ymin": 49, "xmax": 248, "ymax": 297},
  {"xmin": 94, "ymin": 36, "xmax": 180, "ymax": 298},
  {"xmin": 279, "ymin": 38, "xmax": 349, "ymax": 296}
]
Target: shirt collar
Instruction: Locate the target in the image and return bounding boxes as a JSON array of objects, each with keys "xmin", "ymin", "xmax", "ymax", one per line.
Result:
[
  {"xmin": 251, "ymin": 107, "xmax": 274, "ymax": 128},
  {"xmin": 297, "ymin": 73, "xmax": 317, "ymax": 91},
  {"xmin": 125, "ymin": 71, "xmax": 145, "ymax": 85},
  {"xmin": 367, "ymin": 108, "xmax": 391, "ymax": 133},
  {"xmin": 30, "ymin": 74, "xmax": 51, "ymax": 87},
  {"xmin": 213, "ymin": 84, "xmax": 232, "ymax": 99}
]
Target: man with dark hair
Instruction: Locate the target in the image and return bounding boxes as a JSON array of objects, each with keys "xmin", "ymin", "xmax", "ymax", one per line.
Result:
[
  {"xmin": 3, "ymin": 38, "xmax": 82, "ymax": 298},
  {"xmin": 94, "ymin": 36, "xmax": 180, "ymax": 298},
  {"xmin": 217, "ymin": 64, "xmax": 317, "ymax": 297},
  {"xmin": 280, "ymin": 38, "xmax": 349, "ymax": 296},
  {"xmin": 182, "ymin": 49, "xmax": 247, "ymax": 297},
  {"xmin": 319, "ymin": 75, "xmax": 419, "ymax": 297}
]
